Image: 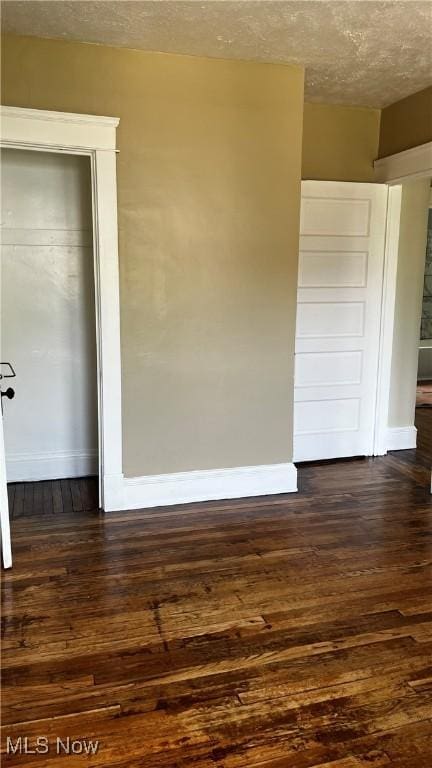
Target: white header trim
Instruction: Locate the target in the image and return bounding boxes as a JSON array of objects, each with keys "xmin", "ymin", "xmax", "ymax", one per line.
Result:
[
  {"xmin": 374, "ymin": 142, "xmax": 432, "ymax": 184},
  {"xmin": 1, "ymin": 106, "xmax": 119, "ymax": 127},
  {"xmin": 1, "ymin": 105, "xmax": 120, "ymax": 151}
]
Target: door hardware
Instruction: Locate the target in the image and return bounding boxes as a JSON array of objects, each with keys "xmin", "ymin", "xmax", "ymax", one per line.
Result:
[
  {"xmin": 0, "ymin": 363, "xmax": 16, "ymax": 413},
  {"xmin": 1, "ymin": 386, "xmax": 15, "ymax": 414}
]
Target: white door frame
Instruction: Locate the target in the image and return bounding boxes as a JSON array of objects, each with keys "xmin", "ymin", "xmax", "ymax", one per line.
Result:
[
  {"xmin": 0, "ymin": 106, "xmax": 123, "ymax": 515},
  {"xmin": 373, "ymin": 142, "xmax": 432, "ymax": 455},
  {"xmin": 373, "ymin": 184, "xmax": 402, "ymax": 455}
]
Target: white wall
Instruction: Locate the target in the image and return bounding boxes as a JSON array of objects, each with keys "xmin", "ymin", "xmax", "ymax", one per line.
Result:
[
  {"xmin": 1, "ymin": 148, "xmax": 98, "ymax": 481},
  {"xmin": 388, "ymin": 179, "xmax": 430, "ymax": 430}
]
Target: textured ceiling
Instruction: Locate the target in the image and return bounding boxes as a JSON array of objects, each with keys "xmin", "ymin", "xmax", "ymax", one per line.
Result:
[{"xmin": 2, "ymin": 0, "xmax": 432, "ymax": 107}]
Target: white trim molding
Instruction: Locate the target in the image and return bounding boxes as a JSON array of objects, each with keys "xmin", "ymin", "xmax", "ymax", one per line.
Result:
[
  {"xmin": 1, "ymin": 106, "xmax": 119, "ymax": 151},
  {"xmin": 386, "ymin": 426, "xmax": 417, "ymax": 452},
  {"xmin": 374, "ymin": 142, "xmax": 432, "ymax": 185},
  {"xmin": 123, "ymin": 462, "xmax": 298, "ymax": 511},
  {"xmin": 373, "ymin": 185, "xmax": 402, "ymax": 456},
  {"xmin": 0, "ymin": 106, "xmax": 123, "ymax": 516},
  {"xmin": 6, "ymin": 450, "xmax": 98, "ymax": 483}
]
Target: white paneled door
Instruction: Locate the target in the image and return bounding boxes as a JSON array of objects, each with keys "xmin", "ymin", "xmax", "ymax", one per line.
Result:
[{"xmin": 293, "ymin": 181, "xmax": 388, "ymax": 462}]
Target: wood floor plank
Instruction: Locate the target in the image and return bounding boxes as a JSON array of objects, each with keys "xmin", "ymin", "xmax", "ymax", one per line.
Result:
[
  {"xmin": 60, "ymin": 478, "xmax": 73, "ymax": 514},
  {"xmin": 23, "ymin": 482, "xmax": 34, "ymax": 516},
  {"xmin": 11, "ymin": 482, "xmax": 24, "ymax": 518},
  {"xmin": 7, "ymin": 483, "xmax": 15, "ymax": 515},
  {"xmin": 52, "ymin": 480, "xmax": 63, "ymax": 514},
  {"xmin": 70, "ymin": 478, "xmax": 83, "ymax": 512},
  {"xmin": 1, "ymin": 410, "xmax": 432, "ymax": 765},
  {"xmin": 79, "ymin": 476, "xmax": 98, "ymax": 511},
  {"xmin": 32, "ymin": 480, "xmax": 44, "ymax": 516},
  {"xmin": 41, "ymin": 480, "xmax": 53, "ymax": 515}
]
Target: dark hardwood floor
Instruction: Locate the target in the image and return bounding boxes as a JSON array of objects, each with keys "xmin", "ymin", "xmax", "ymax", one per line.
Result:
[
  {"xmin": 6, "ymin": 476, "xmax": 99, "ymax": 519},
  {"xmin": 1, "ymin": 413, "xmax": 432, "ymax": 766}
]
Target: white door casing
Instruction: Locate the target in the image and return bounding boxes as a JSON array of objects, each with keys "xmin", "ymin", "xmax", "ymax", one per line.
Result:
[
  {"xmin": 374, "ymin": 142, "xmax": 432, "ymax": 491},
  {"xmin": 293, "ymin": 181, "xmax": 388, "ymax": 463},
  {"xmin": 0, "ymin": 107, "xmax": 123, "ymax": 568}
]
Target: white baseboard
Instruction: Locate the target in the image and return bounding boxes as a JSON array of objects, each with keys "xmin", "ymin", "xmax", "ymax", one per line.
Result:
[
  {"xmin": 6, "ymin": 455, "xmax": 297, "ymax": 511},
  {"xmin": 6, "ymin": 449, "xmax": 98, "ymax": 482},
  {"xmin": 102, "ymin": 473, "xmax": 125, "ymax": 512},
  {"xmin": 122, "ymin": 462, "xmax": 298, "ymax": 511},
  {"xmin": 386, "ymin": 426, "xmax": 417, "ymax": 451}
]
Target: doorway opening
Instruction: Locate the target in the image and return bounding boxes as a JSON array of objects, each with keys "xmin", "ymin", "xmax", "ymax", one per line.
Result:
[
  {"xmin": 383, "ymin": 178, "xmax": 431, "ymax": 458},
  {"xmin": 1, "ymin": 106, "xmax": 122, "ymax": 569},
  {"xmin": 1, "ymin": 148, "xmax": 99, "ymax": 514},
  {"xmin": 415, "ymin": 187, "xmax": 432, "ymax": 459}
]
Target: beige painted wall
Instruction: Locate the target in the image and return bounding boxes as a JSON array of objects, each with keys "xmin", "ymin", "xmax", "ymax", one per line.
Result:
[
  {"xmin": 388, "ymin": 179, "xmax": 430, "ymax": 429},
  {"xmin": 1, "ymin": 34, "xmax": 304, "ymax": 477},
  {"xmin": 379, "ymin": 86, "xmax": 432, "ymax": 158},
  {"xmin": 302, "ymin": 103, "xmax": 380, "ymax": 182}
]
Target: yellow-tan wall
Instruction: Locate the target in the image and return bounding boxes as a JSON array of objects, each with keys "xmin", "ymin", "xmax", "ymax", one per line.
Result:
[
  {"xmin": 379, "ymin": 86, "xmax": 432, "ymax": 158},
  {"xmin": 1, "ymin": 34, "xmax": 304, "ymax": 477},
  {"xmin": 302, "ymin": 102, "xmax": 380, "ymax": 182}
]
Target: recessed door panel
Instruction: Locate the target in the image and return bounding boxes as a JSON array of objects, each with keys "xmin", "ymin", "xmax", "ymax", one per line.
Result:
[
  {"xmin": 298, "ymin": 251, "xmax": 368, "ymax": 288},
  {"xmin": 295, "ymin": 351, "xmax": 363, "ymax": 388}
]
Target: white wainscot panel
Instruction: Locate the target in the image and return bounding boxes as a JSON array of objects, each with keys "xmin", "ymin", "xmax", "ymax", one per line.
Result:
[
  {"xmin": 300, "ymin": 198, "xmax": 371, "ymax": 237},
  {"xmin": 295, "ymin": 351, "xmax": 363, "ymax": 387},
  {"xmin": 298, "ymin": 251, "xmax": 368, "ymax": 288},
  {"xmin": 296, "ymin": 302, "xmax": 364, "ymax": 338},
  {"xmin": 294, "ymin": 399, "xmax": 360, "ymax": 435}
]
